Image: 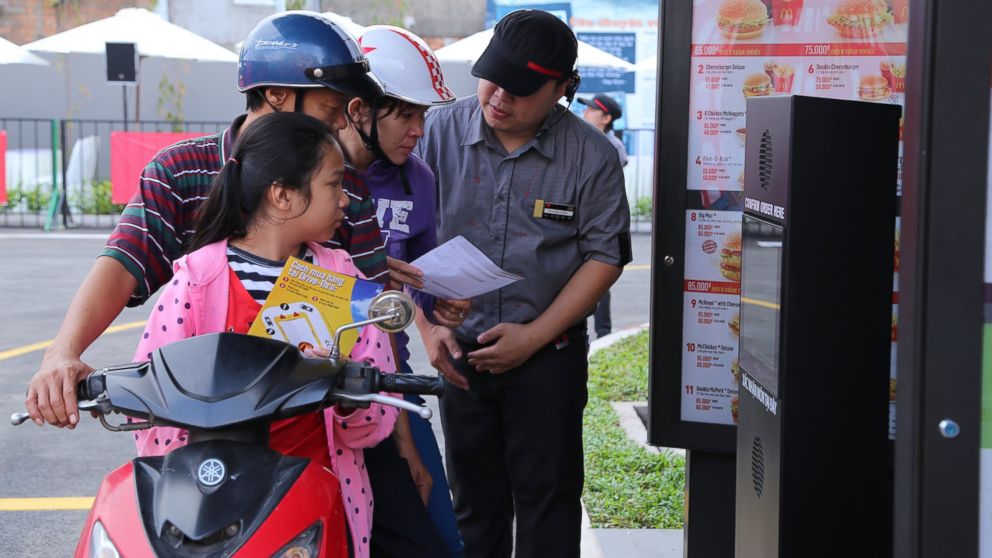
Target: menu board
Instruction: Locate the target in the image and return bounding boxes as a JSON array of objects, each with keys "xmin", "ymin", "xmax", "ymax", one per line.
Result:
[
  {"xmin": 680, "ymin": 0, "xmax": 908, "ymax": 425},
  {"xmin": 681, "ymin": 209, "xmax": 743, "ymax": 424},
  {"xmin": 979, "ymin": 86, "xmax": 992, "ymax": 558}
]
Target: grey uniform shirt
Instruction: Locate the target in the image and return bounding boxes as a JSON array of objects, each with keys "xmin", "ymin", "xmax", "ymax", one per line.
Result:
[
  {"xmin": 416, "ymin": 96, "xmax": 632, "ymax": 341},
  {"xmin": 606, "ymin": 131, "xmax": 629, "ymax": 167}
]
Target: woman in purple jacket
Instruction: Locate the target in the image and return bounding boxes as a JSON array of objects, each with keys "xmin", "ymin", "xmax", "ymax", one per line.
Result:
[{"xmin": 338, "ymin": 25, "xmax": 469, "ymax": 558}]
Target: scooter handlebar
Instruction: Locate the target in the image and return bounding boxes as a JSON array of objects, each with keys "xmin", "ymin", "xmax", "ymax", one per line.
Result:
[
  {"xmin": 377, "ymin": 373, "xmax": 445, "ymax": 397},
  {"xmin": 76, "ymin": 373, "xmax": 106, "ymax": 402},
  {"xmin": 11, "ymin": 373, "xmax": 107, "ymax": 427}
]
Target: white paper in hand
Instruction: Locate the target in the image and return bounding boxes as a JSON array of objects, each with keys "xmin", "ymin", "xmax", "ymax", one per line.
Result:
[{"xmin": 409, "ymin": 236, "xmax": 523, "ymax": 299}]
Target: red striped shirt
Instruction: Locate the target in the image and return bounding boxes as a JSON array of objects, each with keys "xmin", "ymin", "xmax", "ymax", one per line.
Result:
[{"xmin": 103, "ymin": 115, "xmax": 388, "ymax": 305}]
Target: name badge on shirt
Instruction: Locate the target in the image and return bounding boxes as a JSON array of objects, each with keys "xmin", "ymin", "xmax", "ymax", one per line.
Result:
[{"xmin": 533, "ymin": 199, "xmax": 576, "ymax": 221}]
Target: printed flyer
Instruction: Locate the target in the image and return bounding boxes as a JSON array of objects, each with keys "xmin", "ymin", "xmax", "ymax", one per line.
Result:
[
  {"xmin": 247, "ymin": 257, "xmax": 383, "ymax": 359},
  {"xmin": 680, "ymin": 0, "xmax": 907, "ymax": 425}
]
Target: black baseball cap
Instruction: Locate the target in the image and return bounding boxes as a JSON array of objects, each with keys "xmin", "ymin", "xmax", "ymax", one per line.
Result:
[
  {"xmin": 578, "ymin": 94, "xmax": 622, "ymax": 121},
  {"xmin": 472, "ymin": 9, "xmax": 578, "ymax": 97}
]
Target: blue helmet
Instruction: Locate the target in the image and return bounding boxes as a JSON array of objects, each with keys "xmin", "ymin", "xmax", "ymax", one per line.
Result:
[{"xmin": 238, "ymin": 11, "xmax": 383, "ymax": 99}]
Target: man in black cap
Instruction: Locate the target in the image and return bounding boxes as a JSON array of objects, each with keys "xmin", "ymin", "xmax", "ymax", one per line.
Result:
[
  {"xmin": 579, "ymin": 93, "xmax": 628, "ymax": 168},
  {"xmin": 578, "ymin": 93, "xmax": 629, "ymax": 339},
  {"xmin": 407, "ymin": 9, "xmax": 632, "ymax": 557}
]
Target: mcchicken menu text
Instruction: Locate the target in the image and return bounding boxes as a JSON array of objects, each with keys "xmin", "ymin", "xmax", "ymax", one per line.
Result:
[{"xmin": 680, "ymin": 0, "xmax": 906, "ymax": 426}]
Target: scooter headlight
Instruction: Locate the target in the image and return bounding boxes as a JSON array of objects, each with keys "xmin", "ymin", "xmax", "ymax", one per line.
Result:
[
  {"xmin": 271, "ymin": 521, "xmax": 322, "ymax": 558},
  {"xmin": 89, "ymin": 520, "xmax": 121, "ymax": 558}
]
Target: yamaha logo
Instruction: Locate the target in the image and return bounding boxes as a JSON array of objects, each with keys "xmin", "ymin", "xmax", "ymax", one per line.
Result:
[{"xmin": 197, "ymin": 459, "xmax": 226, "ymax": 487}]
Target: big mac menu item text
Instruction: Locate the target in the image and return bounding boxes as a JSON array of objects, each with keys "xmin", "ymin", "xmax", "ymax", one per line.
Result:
[
  {"xmin": 682, "ymin": 210, "xmax": 743, "ymax": 424},
  {"xmin": 680, "ymin": 0, "xmax": 907, "ymax": 426}
]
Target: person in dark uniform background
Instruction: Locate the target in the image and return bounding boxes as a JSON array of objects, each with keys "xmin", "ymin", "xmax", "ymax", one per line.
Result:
[{"xmin": 579, "ymin": 92, "xmax": 628, "ymax": 338}]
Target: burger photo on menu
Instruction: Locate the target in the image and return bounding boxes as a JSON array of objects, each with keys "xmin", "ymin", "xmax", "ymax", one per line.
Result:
[
  {"xmin": 717, "ymin": 0, "xmax": 770, "ymax": 40},
  {"xmin": 720, "ymin": 233, "xmax": 743, "ymax": 282},
  {"xmin": 826, "ymin": 0, "xmax": 893, "ymax": 38},
  {"xmin": 858, "ymin": 74, "xmax": 892, "ymax": 101},
  {"xmin": 742, "ymin": 72, "xmax": 772, "ymax": 98},
  {"xmin": 729, "ymin": 311, "xmax": 741, "ymax": 337}
]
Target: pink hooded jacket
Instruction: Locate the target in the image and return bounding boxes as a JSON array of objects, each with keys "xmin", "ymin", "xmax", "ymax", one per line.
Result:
[{"xmin": 130, "ymin": 239, "xmax": 398, "ymax": 558}]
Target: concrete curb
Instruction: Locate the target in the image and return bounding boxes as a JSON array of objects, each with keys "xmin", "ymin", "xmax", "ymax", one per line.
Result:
[
  {"xmin": 611, "ymin": 402, "xmax": 686, "ymax": 459},
  {"xmin": 580, "ymin": 323, "xmax": 651, "ymax": 558}
]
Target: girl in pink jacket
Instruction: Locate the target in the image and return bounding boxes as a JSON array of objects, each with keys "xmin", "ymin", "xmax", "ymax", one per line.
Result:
[{"xmin": 131, "ymin": 112, "xmax": 398, "ymax": 557}]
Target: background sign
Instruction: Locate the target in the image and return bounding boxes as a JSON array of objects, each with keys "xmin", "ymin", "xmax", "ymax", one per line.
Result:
[
  {"xmin": 109, "ymin": 131, "xmax": 200, "ymax": 203},
  {"xmin": 487, "ymin": 0, "xmax": 659, "ymax": 129},
  {"xmin": 577, "ymin": 32, "xmax": 637, "ymax": 93}
]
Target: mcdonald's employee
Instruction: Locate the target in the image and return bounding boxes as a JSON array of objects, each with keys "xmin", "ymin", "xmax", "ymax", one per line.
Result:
[
  {"xmin": 579, "ymin": 92, "xmax": 628, "ymax": 339},
  {"xmin": 579, "ymin": 93, "xmax": 628, "ymax": 168},
  {"xmin": 402, "ymin": 9, "xmax": 632, "ymax": 557}
]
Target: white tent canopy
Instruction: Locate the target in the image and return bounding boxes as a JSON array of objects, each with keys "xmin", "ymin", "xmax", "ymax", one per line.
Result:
[
  {"xmin": 321, "ymin": 11, "xmax": 367, "ymax": 39},
  {"xmin": 435, "ymin": 28, "xmax": 635, "ymax": 72},
  {"xmin": 635, "ymin": 55, "xmax": 657, "ymax": 73},
  {"xmin": 22, "ymin": 8, "xmax": 237, "ymax": 62},
  {"xmin": 0, "ymin": 36, "xmax": 48, "ymax": 65}
]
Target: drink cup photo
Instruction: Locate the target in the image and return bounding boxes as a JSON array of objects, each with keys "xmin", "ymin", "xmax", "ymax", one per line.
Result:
[
  {"xmin": 772, "ymin": 0, "xmax": 804, "ymax": 25},
  {"xmin": 892, "ymin": 0, "xmax": 909, "ymax": 23}
]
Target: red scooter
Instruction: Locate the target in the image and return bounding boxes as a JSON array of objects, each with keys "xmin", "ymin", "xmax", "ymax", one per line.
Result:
[{"xmin": 12, "ymin": 293, "xmax": 442, "ymax": 558}]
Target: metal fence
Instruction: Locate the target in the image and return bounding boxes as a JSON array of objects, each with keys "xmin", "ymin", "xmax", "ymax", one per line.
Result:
[
  {"xmin": 1, "ymin": 119, "xmax": 656, "ymax": 231},
  {"xmin": 1, "ymin": 118, "xmax": 228, "ymax": 229}
]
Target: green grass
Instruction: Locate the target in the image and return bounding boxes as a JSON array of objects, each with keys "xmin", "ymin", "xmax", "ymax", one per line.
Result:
[{"xmin": 583, "ymin": 330, "xmax": 686, "ymax": 528}]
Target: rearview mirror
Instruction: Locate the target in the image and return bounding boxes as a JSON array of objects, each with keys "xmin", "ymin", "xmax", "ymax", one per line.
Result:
[{"xmin": 368, "ymin": 291, "xmax": 416, "ymax": 333}]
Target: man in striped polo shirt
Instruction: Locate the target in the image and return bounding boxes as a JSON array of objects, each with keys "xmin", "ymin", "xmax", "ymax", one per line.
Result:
[{"xmin": 25, "ymin": 12, "xmax": 390, "ymax": 428}]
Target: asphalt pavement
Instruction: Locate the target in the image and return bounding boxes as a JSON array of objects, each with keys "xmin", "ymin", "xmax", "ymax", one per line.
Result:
[{"xmin": 0, "ymin": 228, "xmax": 654, "ymax": 556}]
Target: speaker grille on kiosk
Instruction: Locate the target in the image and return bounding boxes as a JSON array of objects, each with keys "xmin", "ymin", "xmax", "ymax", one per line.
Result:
[
  {"xmin": 751, "ymin": 436, "xmax": 765, "ymax": 497},
  {"xmin": 758, "ymin": 129, "xmax": 773, "ymax": 192}
]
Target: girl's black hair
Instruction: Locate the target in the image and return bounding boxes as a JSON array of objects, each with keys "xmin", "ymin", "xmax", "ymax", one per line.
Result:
[{"xmin": 186, "ymin": 111, "xmax": 339, "ymax": 254}]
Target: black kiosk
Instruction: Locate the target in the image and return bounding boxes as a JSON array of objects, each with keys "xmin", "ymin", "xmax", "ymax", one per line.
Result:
[{"xmin": 735, "ymin": 96, "xmax": 900, "ymax": 557}]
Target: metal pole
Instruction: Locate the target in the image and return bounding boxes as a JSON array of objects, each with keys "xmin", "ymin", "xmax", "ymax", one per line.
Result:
[
  {"xmin": 684, "ymin": 451, "xmax": 735, "ymax": 557},
  {"xmin": 59, "ymin": 119, "xmax": 70, "ymax": 228},
  {"xmin": 43, "ymin": 119, "xmax": 59, "ymax": 231},
  {"xmin": 122, "ymin": 85, "xmax": 128, "ymax": 132}
]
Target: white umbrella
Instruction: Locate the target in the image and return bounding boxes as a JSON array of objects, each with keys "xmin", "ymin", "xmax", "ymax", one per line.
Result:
[
  {"xmin": 321, "ymin": 11, "xmax": 367, "ymax": 39},
  {"xmin": 0, "ymin": 36, "xmax": 48, "ymax": 65},
  {"xmin": 436, "ymin": 28, "xmax": 635, "ymax": 72},
  {"xmin": 22, "ymin": 8, "xmax": 237, "ymax": 62}
]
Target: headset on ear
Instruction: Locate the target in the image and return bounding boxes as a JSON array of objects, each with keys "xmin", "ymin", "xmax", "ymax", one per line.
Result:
[
  {"xmin": 541, "ymin": 70, "xmax": 583, "ymax": 137},
  {"xmin": 565, "ymin": 70, "xmax": 581, "ymax": 103}
]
